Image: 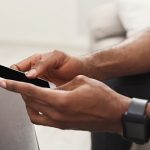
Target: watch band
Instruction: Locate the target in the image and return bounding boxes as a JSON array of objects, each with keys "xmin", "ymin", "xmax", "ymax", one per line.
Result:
[
  {"xmin": 123, "ymin": 98, "xmax": 149, "ymax": 144},
  {"xmin": 128, "ymin": 98, "xmax": 148, "ymax": 116}
]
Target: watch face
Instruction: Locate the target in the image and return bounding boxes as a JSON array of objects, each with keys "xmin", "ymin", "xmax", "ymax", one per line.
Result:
[{"xmin": 126, "ymin": 122, "xmax": 145, "ymax": 140}]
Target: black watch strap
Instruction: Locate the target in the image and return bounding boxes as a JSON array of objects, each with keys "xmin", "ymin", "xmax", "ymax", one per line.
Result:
[{"xmin": 123, "ymin": 98, "xmax": 149, "ymax": 144}]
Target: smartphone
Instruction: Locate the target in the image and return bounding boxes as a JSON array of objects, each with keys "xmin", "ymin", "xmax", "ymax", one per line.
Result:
[{"xmin": 0, "ymin": 65, "xmax": 50, "ymax": 88}]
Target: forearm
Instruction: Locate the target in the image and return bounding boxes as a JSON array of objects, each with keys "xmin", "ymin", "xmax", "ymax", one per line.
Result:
[{"xmin": 84, "ymin": 28, "xmax": 150, "ymax": 81}]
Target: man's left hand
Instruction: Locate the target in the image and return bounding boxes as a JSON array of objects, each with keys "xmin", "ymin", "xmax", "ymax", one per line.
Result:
[{"xmin": 0, "ymin": 75, "xmax": 131, "ymax": 134}]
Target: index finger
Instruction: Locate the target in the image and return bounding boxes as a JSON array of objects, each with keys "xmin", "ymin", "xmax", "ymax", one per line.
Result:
[
  {"xmin": 11, "ymin": 53, "xmax": 43, "ymax": 72},
  {"xmin": 0, "ymin": 78, "xmax": 64, "ymax": 106}
]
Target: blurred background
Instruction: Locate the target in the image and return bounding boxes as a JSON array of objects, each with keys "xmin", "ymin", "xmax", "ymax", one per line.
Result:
[
  {"xmin": 0, "ymin": 0, "xmax": 106, "ymax": 150},
  {"xmin": 0, "ymin": 0, "xmax": 107, "ymax": 66},
  {"xmin": 0, "ymin": 0, "xmax": 150, "ymax": 150}
]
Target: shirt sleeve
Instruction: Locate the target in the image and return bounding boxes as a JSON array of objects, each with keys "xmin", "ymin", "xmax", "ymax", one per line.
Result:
[{"xmin": 118, "ymin": 0, "xmax": 150, "ymax": 37}]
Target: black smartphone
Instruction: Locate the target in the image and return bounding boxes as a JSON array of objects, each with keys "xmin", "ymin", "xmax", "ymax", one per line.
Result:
[{"xmin": 0, "ymin": 65, "xmax": 50, "ymax": 88}]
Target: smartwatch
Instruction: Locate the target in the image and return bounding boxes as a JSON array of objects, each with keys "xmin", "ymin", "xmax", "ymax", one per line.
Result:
[{"xmin": 122, "ymin": 98, "xmax": 150, "ymax": 144}]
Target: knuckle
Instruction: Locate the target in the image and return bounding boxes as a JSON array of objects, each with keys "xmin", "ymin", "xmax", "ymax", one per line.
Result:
[
  {"xmin": 52, "ymin": 49, "xmax": 61, "ymax": 54},
  {"xmin": 51, "ymin": 50, "xmax": 65, "ymax": 57},
  {"xmin": 7, "ymin": 81, "xmax": 17, "ymax": 91},
  {"xmin": 75, "ymin": 75, "xmax": 87, "ymax": 82},
  {"xmin": 37, "ymin": 60, "xmax": 45, "ymax": 66},
  {"xmin": 31, "ymin": 53, "xmax": 42, "ymax": 64},
  {"xmin": 32, "ymin": 53, "xmax": 41, "ymax": 59},
  {"xmin": 32, "ymin": 57, "xmax": 45, "ymax": 67}
]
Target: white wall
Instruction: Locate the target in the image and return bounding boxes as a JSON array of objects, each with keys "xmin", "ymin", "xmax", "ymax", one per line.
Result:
[{"xmin": 0, "ymin": 0, "xmax": 88, "ymax": 50}]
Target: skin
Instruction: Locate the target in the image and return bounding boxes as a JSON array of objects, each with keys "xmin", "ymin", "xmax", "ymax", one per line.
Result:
[
  {"xmin": 84, "ymin": 28, "xmax": 150, "ymax": 81},
  {"xmin": 0, "ymin": 76, "xmax": 130, "ymax": 134},
  {"xmin": 0, "ymin": 28, "xmax": 150, "ymax": 134}
]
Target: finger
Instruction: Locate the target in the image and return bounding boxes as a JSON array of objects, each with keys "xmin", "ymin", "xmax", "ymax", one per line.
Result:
[
  {"xmin": 25, "ymin": 50, "xmax": 66, "ymax": 78},
  {"xmin": 10, "ymin": 53, "xmax": 43, "ymax": 72},
  {"xmin": 0, "ymin": 78, "xmax": 66, "ymax": 106}
]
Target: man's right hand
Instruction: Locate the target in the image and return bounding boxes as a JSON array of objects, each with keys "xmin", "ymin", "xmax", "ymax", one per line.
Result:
[{"xmin": 11, "ymin": 50, "xmax": 89, "ymax": 86}]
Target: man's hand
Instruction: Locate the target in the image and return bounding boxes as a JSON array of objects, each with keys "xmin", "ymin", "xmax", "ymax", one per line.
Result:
[
  {"xmin": 11, "ymin": 50, "xmax": 89, "ymax": 86},
  {"xmin": 10, "ymin": 29, "xmax": 150, "ymax": 83},
  {"xmin": 0, "ymin": 75, "xmax": 131, "ymax": 134}
]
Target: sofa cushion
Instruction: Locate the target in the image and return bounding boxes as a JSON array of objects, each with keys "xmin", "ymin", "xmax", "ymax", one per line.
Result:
[
  {"xmin": 89, "ymin": 1, "xmax": 126, "ymax": 49},
  {"xmin": 89, "ymin": 1, "xmax": 125, "ymax": 42}
]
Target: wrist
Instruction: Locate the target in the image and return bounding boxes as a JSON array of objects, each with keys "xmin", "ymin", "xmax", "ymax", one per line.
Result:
[
  {"xmin": 80, "ymin": 52, "xmax": 108, "ymax": 80},
  {"xmin": 116, "ymin": 96, "xmax": 132, "ymax": 135},
  {"xmin": 81, "ymin": 49, "xmax": 123, "ymax": 81},
  {"xmin": 80, "ymin": 55, "xmax": 95, "ymax": 78},
  {"xmin": 122, "ymin": 98, "xmax": 150, "ymax": 144}
]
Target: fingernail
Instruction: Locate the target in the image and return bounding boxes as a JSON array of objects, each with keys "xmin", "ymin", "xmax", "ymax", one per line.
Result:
[
  {"xmin": 25, "ymin": 69, "xmax": 37, "ymax": 77},
  {"xmin": 0, "ymin": 78, "xmax": 6, "ymax": 88}
]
